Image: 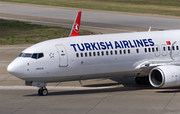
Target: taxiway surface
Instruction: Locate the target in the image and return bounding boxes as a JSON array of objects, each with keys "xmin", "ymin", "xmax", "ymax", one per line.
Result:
[
  {"xmin": 1, "ymin": 2, "xmax": 180, "ymax": 114},
  {"xmin": 2, "ymin": 1, "xmax": 180, "ymax": 33}
]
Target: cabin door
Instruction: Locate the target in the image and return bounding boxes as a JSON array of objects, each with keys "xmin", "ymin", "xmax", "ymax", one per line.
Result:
[{"xmin": 56, "ymin": 45, "xmax": 68, "ymax": 67}]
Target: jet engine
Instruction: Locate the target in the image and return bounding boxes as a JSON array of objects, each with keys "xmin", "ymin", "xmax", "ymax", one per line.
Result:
[{"xmin": 149, "ymin": 65, "xmax": 180, "ymax": 88}]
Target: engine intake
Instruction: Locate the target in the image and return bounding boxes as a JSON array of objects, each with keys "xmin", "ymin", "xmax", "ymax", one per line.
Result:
[{"xmin": 149, "ymin": 65, "xmax": 180, "ymax": 88}]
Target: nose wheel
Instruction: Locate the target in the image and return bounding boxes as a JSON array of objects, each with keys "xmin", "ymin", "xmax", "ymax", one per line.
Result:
[{"xmin": 38, "ymin": 87, "xmax": 48, "ymax": 96}]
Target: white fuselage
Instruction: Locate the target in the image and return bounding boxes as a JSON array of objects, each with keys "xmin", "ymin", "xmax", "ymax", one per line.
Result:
[{"xmin": 7, "ymin": 30, "xmax": 180, "ymax": 83}]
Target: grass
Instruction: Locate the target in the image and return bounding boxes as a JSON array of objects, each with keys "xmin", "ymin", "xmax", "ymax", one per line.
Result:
[
  {"xmin": 0, "ymin": 19, "xmax": 92, "ymax": 45},
  {"xmin": 1, "ymin": 0, "xmax": 180, "ymax": 16}
]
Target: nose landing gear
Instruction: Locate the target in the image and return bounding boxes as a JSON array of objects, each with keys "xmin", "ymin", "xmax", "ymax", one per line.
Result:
[
  {"xmin": 38, "ymin": 87, "xmax": 48, "ymax": 96},
  {"xmin": 25, "ymin": 81, "xmax": 48, "ymax": 96}
]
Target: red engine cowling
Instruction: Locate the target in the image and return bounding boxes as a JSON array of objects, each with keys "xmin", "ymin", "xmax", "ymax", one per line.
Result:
[{"xmin": 149, "ymin": 65, "xmax": 180, "ymax": 88}]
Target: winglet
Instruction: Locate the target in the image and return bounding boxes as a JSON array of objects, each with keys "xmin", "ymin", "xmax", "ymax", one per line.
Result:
[{"xmin": 69, "ymin": 11, "xmax": 82, "ymax": 37}]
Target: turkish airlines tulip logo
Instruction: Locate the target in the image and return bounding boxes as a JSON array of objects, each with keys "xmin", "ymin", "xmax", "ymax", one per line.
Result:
[{"xmin": 74, "ymin": 23, "xmax": 79, "ymax": 33}]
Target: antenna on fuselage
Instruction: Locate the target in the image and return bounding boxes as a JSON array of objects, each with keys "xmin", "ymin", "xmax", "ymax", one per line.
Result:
[
  {"xmin": 79, "ymin": 80, "xmax": 82, "ymax": 86},
  {"xmin": 69, "ymin": 11, "xmax": 82, "ymax": 37},
  {"xmin": 148, "ymin": 27, "xmax": 151, "ymax": 32}
]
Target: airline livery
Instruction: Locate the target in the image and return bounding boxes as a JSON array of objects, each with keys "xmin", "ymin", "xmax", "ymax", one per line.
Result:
[{"xmin": 7, "ymin": 11, "xmax": 180, "ymax": 96}]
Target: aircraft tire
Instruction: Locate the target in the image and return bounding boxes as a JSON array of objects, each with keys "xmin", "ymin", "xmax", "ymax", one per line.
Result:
[
  {"xmin": 135, "ymin": 77, "xmax": 150, "ymax": 85},
  {"xmin": 135, "ymin": 77, "xmax": 142, "ymax": 85},
  {"xmin": 38, "ymin": 88, "xmax": 43, "ymax": 96},
  {"xmin": 143, "ymin": 77, "xmax": 150, "ymax": 85},
  {"xmin": 38, "ymin": 88, "xmax": 48, "ymax": 96},
  {"xmin": 42, "ymin": 89, "xmax": 48, "ymax": 96}
]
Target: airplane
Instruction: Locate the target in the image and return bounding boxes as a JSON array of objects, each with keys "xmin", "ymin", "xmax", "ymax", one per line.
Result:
[{"xmin": 7, "ymin": 11, "xmax": 180, "ymax": 96}]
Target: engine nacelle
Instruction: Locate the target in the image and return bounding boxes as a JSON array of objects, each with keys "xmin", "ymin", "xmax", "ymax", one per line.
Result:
[{"xmin": 149, "ymin": 65, "xmax": 180, "ymax": 88}]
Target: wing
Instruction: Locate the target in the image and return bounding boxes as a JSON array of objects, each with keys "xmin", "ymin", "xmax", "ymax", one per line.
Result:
[
  {"xmin": 134, "ymin": 59, "xmax": 180, "ymax": 76},
  {"xmin": 135, "ymin": 41, "xmax": 180, "ymax": 75}
]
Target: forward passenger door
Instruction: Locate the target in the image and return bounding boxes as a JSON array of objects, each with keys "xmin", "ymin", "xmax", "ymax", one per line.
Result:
[{"xmin": 56, "ymin": 45, "xmax": 68, "ymax": 67}]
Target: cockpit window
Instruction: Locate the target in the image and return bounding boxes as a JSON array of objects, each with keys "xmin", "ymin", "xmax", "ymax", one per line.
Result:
[
  {"xmin": 19, "ymin": 52, "xmax": 44, "ymax": 59},
  {"xmin": 32, "ymin": 53, "xmax": 44, "ymax": 59},
  {"xmin": 32, "ymin": 53, "xmax": 38, "ymax": 59},
  {"xmin": 22, "ymin": 53, "xmax": 32, "ymax": 57},
  {"xmin": 19, "ymin": 53, "xmax": 23, "ymax": 57},
  {"xmin": 38, "ymin": 53, "xmax": 44, "ymax": 59},
  {"xmin": 31, "ymin": 53, "xmax": 44, "ymax": 59}
]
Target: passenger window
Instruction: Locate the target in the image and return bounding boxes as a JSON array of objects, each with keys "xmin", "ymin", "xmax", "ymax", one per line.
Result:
[
  {"xmin": 136, "ymin": 49, "xmax": 139, "ymax": 53},
  {"xmin": 144, "ymin": 48, "xmax": 147, "ymax": 53},
  {"xmin": 110, "ymin": 51, "xmax": 113, "ymax": 55},
  {"xmin": 106, "ymin": 51, "xmax": 109, "ymax": 55},
  {"xmin": 176, "ymin": 46, "xmax": 179, "ymax": 50},
  {"xmin": 115, "ymin": 50, "xmax": 117, "ymax": 55},
  {"xmin": 97, "ymin": 52, "xmax": 100, "ymax": 56},
  {"xmin": 85, "ymin": 52, "xmax": 87, "ymax": 57},
  {"xmin": 89, "ymin": 52, "xmax": 92, "ymax": 57},
  {"xmin": 163, "ymin": 47, "xmax": 166, "ymax": 51},
  {"xmin": 76, "ymin": 53, "xmax": 79, "ymax": 57},
  {"xmin": 172, "ymin": 46, "xmax": 175, "ymax": 50},
  {"xmin": 120, "ymin": 50, "xmax": 122, "ymax": 54},
  {"xmin": 148, "ymin": 48, "xmax": 151, "ymax": 52},
  {"xmin": 93, "ymin": 52, "xmax": 96, "ymax": 56},
  {"xmin": 38, "ymin": 53, "xmax": 44, "ymax": 59},
  {"xmin": 168, "ymin": 46, "xmax": 170, "ymax": 51},
  {"xmin": 123, "ymin": 50, "xmax": 126, "ymax": 54},
  {"xmin": 81, "ymin": 53, "xmax": 83, "ymax": 57},
  {"xmin": 128, "ymin": 49, "xmax": 130, "ymax": 54},
  {"xmin": 152, "ymin": 48, "xmax": 154, "ymax": 52},
  {"xmin": 32, "ymin": 53, "xmax": 38, "ymax": 59},
  {"xmin": 101, "ymin": 51, "xmax": 104, "ymax": 56},
  {"xmin": 156, "ymin": 47, "xmax": 158, "ymax": 52}
]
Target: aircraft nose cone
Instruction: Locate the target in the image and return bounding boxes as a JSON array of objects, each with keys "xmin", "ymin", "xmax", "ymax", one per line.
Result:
[{"xmin": 7, "ymin": 58, "xmax": 24, "ymax": 77}]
